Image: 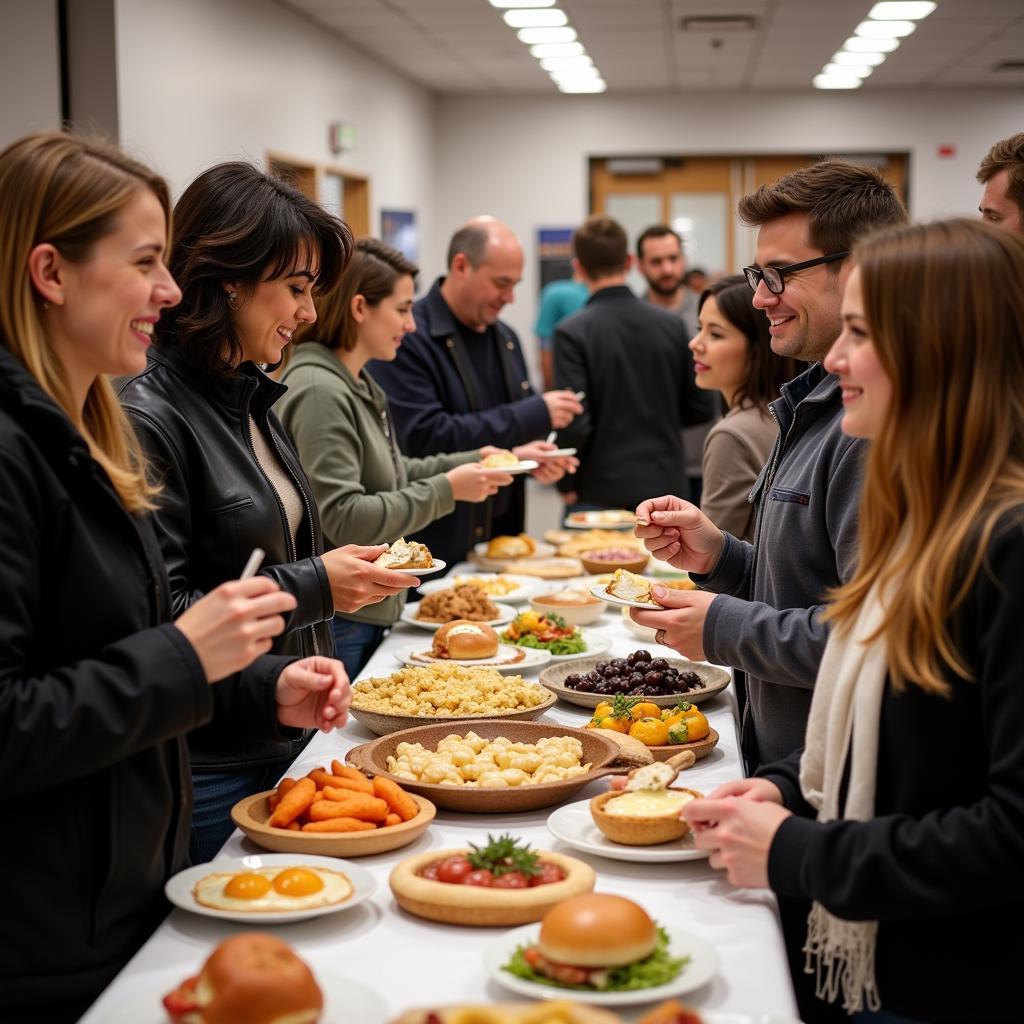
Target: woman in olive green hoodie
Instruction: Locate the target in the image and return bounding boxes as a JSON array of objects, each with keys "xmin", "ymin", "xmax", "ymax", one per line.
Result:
[{"xmin": 279, "ymin": 239, "xmax": 516, "ymax": 676}]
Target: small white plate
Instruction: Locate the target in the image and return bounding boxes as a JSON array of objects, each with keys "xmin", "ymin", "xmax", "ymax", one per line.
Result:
[
  {"xmin": 589, "ymin": 582, "xmax": 661, "ymax": 610},
  {"xmin": 397, "ymin": 643, "xmax": 552, "ymax": 672},
  {"xmin": 387, "ymin": 558, "xmax": 447, "ymax": 576},
  {"xmin": 500, "ymin": 628, "xmax": 612, "ymax": 664},
  {"xmin": 484, "ymin": 922, "xmax": 719, "ymax": 1005},
  {"xmin": 165, "ymin": 853, "xmax": 376, "ymax": 923},
  {"xmin": 102, "ymin": 966, "xmax": 387, "ymax": 1024},
  {"xmin": 565, "ymin": 510, "xmax": 636, "ymax": 530},
  {"xmin": 538, "ymin": 447, "xmax": 577, "ymax": 457},
  {"xmin": 493, "ymin": 459, "xmax": 539, "ymax": 475},
  {"xmin": 546, "ymin": 798, "xmax": 711, "ymax": 863},
  {"xmin": 400, "ymin": 601, "xmax": 517, "ymax": 631},
  {"xmin": 419, "ymin": 573, "xmax": 544, "ymax": 604},
  {"xmin": 621, "ymin": 605, "xmax": 658, "ymax": 641}
]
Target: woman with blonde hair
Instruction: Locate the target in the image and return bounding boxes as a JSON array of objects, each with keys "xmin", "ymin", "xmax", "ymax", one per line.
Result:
[
  {"xmin": 680, "ymin": 219, "xmax": 1024, "ymax": 1023},
  {"xmin": 0, "ymin": 133, "xmax": 349, "ymax": 1021},
  {"xmin": 278, "ymin": 237, "xmax": 519, "ymax": 676}
]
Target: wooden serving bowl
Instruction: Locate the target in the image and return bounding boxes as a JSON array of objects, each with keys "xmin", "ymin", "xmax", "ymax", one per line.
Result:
[
  {"xmin": 579, "ymin": 549, "xmax": 651, "ymax": 575},
  {"xmin": 389, "ymin": 847, "xmax": 595, "ymax": 926},
  {"xmin": 348, "ymin": 686, "xmax": 557, "ymax": 737},
  {"xmin": 590, "ymin": 787, "xmax": 703, "ymax": 846},
  {"xmin": 346, "ymin": 720, "xmax": 628, "ymax": 813},
  {"xmin": 230, "ymin": 790, "xmax": 436, "ymax": 857},
  {"xmin": 392, "ymin": 1004, "xmax": 621, "ymax": 1024},
  {"xmin": 647, "ymin": 727, "xmax": 720, "ymax": 762}
]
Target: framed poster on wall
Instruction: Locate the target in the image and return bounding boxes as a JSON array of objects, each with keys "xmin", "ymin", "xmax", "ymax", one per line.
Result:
[{"xmin": 381, "ymin": 209, "xmax": 418, "ymax": 262}]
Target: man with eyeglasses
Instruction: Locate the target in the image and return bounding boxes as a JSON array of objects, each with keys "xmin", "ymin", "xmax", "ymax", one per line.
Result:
[{"xmin": 633, "ymin": 160, "xmax": 907, "ymax": 773}]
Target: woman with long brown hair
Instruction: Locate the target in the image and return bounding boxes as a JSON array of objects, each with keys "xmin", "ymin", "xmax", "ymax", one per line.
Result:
[
  {"xmin": 0, "ymin": 132, "xmax": 349, "ymax": 1021},
  {"xmin": 680, "ymin": 219, "xmax": 1024, "ymax": 1023}
]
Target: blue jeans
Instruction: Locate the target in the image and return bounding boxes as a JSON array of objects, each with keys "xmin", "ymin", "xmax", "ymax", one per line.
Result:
[
  {"xmin": 190, "ymin": 757, "xmax": 295, "ymax": 863},
  {"xmin": 330, "ymin": 616, "xmax": 386, "ymax": 680}
]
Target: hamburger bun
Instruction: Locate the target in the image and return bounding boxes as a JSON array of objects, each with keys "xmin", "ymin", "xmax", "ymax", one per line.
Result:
[
  {"xmin": 537, "ymin": 893, "xmax": 657, "ymax": 968},
  {"xmin": 163, "ymin": 932, "xmax": 323, "ymax": 1024},
  {"xmin": 481, "ymin": 450, "xmax": 520, "ymax": 469},
  {"xmin": 431, "ymin": 619, "xmax": 499, "ymax": 660},
  {"xmin": 486, "ymin": 533, "xmax": 537, "ymax": 559}
]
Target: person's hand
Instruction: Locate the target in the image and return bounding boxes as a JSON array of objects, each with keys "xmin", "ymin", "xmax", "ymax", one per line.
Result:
[
  {"xmin": 634, "ymin": 495, "xmax": 725, "ymax": 574},
  {"xmin": 175, "ymin": 577, "xmax": 297, "ymax": 683},
  {"xmin": 631, "ymin": 585, "xmax": 716, "ymax": 660},
  {"xmin": 542, "ymin": 389, "xmax": 584, "ymax": 429},
  {"xmin": 562, "ymin": 490, "xmax": 578, "ymax": 506},
  {"xmin": 683, "ymin": 796, "xmax": 792, "ymax": 888},
  {"xmin": 275, "ymin": 656, "xmax": 351, "ymax": 733},
  {"xmin": 705, "ymin": 777, "xmax": 785, "ymax": 803},
  {"xmin": 514, "ymin": 441, "xmax": 579, "ymax": 484},
  {"xmin": 447, "ymin": 463, "xmax": 514, "ymax": 503},
  {"xmin": 321, "ymin": 545, "xmax": 419, "ymax": 613}
]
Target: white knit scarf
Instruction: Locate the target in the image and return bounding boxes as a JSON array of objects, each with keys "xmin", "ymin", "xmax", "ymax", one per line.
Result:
[{"xmin": 798, "ymin": 579, "xmax": 891, "ymax": 1014}]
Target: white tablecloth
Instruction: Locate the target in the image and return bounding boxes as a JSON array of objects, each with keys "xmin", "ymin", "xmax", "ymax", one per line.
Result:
[{"xmin": 79, "ymin": 569, "xmax": 799, "ymax": 1023}]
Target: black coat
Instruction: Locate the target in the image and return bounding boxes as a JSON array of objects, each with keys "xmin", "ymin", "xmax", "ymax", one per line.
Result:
[
  {"xmin": 553, "ymin": 285, "xmax": 715, "ymax": 509},
  {"xmin": 369, "ymin": 278, "xmax": 551, "ymax": 567},
  {"xmin": 762, "ymin": 518, "xmax": 1024, "ymax": 1023},
  {"xmin": 0, "ymin": 346, "xmax": 211, "ymax": 1020},
  {"xmin": 119, "ymin": 344, "xmax": 331, "ymax": 769}
]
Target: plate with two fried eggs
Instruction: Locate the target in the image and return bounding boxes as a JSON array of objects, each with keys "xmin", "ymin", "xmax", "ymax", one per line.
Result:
[{"xmin": 165, "ymin": 853, "xmax": 376, "ymax": 923}]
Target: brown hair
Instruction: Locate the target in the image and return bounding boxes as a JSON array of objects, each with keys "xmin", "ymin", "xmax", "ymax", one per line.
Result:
[
  {"xmin": 976, "ymin": 133, "xmax": 1024, "ymax": 214},
  {"xmin": 300, "ymin": 238, "xmax": 418, "ymax": 352},
  {"xmin": 636, "ymin": 224, "xmax": 681, "ymax": 261},
  {"xmin": 826, "ymin": 219, "xmax": 1024, "ymax": 696},
  {"xmin": 0, "ymin": 131, "xmax": 168, "ymax": 512},
  {"xmin": 698, "ymin": 275, "xmax": 801, "ymax": 410},
  {"xmin": 574, "ymin": 215, "xmax": 628, "ymax": 278},
  {"xmin": 157, "ymin": 162, "xmax": 352, "ymax": 375},
  {"xmin": 738, "ymin": 159, "xmax": 907, "ymax": 262}
]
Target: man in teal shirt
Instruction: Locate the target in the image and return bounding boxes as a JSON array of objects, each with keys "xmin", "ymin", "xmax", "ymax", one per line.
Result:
[{"xmin": 535, "ymin": 275, "xmax": 588, "ymax": 389}]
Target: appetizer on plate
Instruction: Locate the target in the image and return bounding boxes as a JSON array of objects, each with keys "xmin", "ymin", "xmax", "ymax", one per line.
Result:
[
  {"xmin": 488, "ymin": 533, "xmax": 538, "ymax": 559},
  {"xmin": 451, "ymin": 574, "xmax": 523, "ymax": 597},
  {"xmin": 590, "ymin": 763, "xmax": 703, "ymax": 846},
  {"xmin": 482, "ymin": 449, "xmax": 521, "ymax": 469},
  {"xmin": 376, "ymin": 537, "xmax": 434, "ymax": 570},
  {"xmin": 501, "ymin": 610, "xmax": 586, "ymax": 657},
  {"xmin": 415, "ymin": 585, "xmax": 500, "ymax": 624},
  {"xmin": 565, "ymin": 651, "xmax": 706, "ymax": 698},
  {"xmin": 393, "ymin": 1002, "xmax": 621, "ymax": 1024},
  {"xmin": 503, "ymin": 894, "xmax": 686, "ymax": 993},
  {"xmin": 432, "ymin": 620, "xmax": 502, "ymax": 660},
  {"xmin": 162, "ymin": 933, "xmax": 323, "ymax": 1024},
  {"xmin": 605, "ymin": 569, "xmax": 657, "ymax": 605},
  {"xmin": 585, "ymin": 696, "xmax": 710, "ymax": 747}
]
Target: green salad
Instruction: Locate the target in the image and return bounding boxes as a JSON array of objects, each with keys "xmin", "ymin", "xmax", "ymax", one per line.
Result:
[
  {"xmin": 503, "ymin": 925, "xmax": 687, "ymax": 992},
  {"xmin": 500, "ymin": 611, "xmax": 586, "ymax": 656}
]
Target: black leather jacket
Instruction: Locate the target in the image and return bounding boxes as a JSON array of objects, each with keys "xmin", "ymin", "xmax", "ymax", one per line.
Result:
[{"xmin": 120, "ymin": 344, "xmax": 333, "ymax": 769}]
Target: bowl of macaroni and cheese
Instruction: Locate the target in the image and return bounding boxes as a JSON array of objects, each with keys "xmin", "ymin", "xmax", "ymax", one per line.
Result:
[{"xmin": 345, "ymin": 721, "xmax": 630, "ymax": 812}]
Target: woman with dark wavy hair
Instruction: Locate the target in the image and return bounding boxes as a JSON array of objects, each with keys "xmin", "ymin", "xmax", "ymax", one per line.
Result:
[
  {"xmin": 120, "ymin": 163, "xmax": 416, "ymax": 860},
  {"xmin": 688, "ymin": 274, "xmax": 800, "ymax": 540}
]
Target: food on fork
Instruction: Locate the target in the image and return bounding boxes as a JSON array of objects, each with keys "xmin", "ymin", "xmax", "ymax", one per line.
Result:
[
  {"xmin": 162, "ymin": 932, "xmax": 323, "ymax": 1023},
  {"xmin": 605, "ymin": 568, "xmax": 657, "ymax": 605},
  {"xmin": 503, "ymin": 893, "xmax": 686, "ymax": 991},
  {"xmin": 482, "ymin": 449, "xmax": 521, "ymax": 469},
  {"xmin": 486, "ymin": 534, "xmax": 537, "ymax": 559},
  {"xmin": 416, "ymin": 585, "xmax": 500, "ymax": 623},
  {"xmin": 432, "ymin": 620, "xmax": 500, "ymax": 660},
  {"xmin": 376, "ymin": 537, "xmax": 433, "ymax": 569}
]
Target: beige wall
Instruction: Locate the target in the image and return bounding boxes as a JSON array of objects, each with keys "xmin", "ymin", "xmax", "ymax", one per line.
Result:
[{"xmin": 0, "ymin": 0, "xmax": 61, "ymax": 146}]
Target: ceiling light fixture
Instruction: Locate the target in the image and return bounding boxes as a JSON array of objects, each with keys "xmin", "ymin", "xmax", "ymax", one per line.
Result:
[
  {"xmin": 842, "ymin": 35, "xmax": 901, "ymax": 52},
  {"xmin": 832, "ymin": 50, "xmax": 886, "ymax": 66},
  {"xmin": 867, "ymin": 2, "xmax": 935, "ymax": 18},
  {"xmin": 822, "ymin": 61, "xmax": 873, "ymax": 78},
  {"xmin": 488, "ymin": 0, "xmax": 555, "ymax": 7},
  {"xmin": 529, "ymin": 41, "xmax": 585, "ymax": 57},
  {"xmin": 854, "ymin": 19, "xmax": 916, "ymax": 38},
  {"xmin": 503, "ymin": 9, "xmax": 567, "ymax": 29},
  {"xmin": 813, "ymin": 73, "xmax": 863, "ymax": 89},
  {"xmin": 540, "ymin": 55, "xmax": 594, "ymax": 71},
  {"xmin": 517, "ymin": 26, "xmax": 577, "ymax": 44},
  {"xmin": 557, "ymin": 79, "xmax": 607, "ymax": 93},
  {"xmin": 550, "ymin": 66, "xmax": 603, "ymax": 81}
]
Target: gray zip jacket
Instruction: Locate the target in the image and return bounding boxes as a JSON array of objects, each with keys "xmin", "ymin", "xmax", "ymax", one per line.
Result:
[{"xmin": 692, "ymin": 362, "xmax": 866, "ymax": 767}]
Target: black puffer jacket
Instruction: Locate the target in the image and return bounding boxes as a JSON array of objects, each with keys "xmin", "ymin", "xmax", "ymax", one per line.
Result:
[
  {"xmin": 119, "ymin": 343, "xmax": 334, "ymax": 770},
  {"xmin": 0, "ymin": 346, "xmax": 209, "ymax": 1020}
]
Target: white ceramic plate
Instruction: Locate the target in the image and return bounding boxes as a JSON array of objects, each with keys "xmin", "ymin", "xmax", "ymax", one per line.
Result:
[
  {"xmin": 164, "ymin": 853, "xmax": 376, "ymax": 923},
  {"xmin": 396, "ymin": 643, "xmax": 552, "ymax": 672},
  {"xmin": 589, "ymin": 582, "xmax": 661, "ymax": 610},
  {"xmin": 493, "ymin": 459, "xmax": 539, "ymax": 475},
  {"xmin": 102, "ymin": 966, "xmax": 387, "ymax": 1024},
  {"xmin": 565, "ymin": 510, "xmax": 636, "ymax": 530},
  {"xmin": 400, "ymin": 601, "xmax": 517, "ymax": 631},
  {"xmin": 418, "ymin": 573, "xmax": 544, "ymax": 604},
  {"xmin": 388, "ymin": 558, "xmax": 447, "ymax": 576},
  {"xmin": 484, "ymin": 922, "xmax": 719, "ymax": 1005},
  {"xmin": 546, "ymin": 798, "xmax": 711, "ymax": 863},
  {"xmin": 539, "ymin": 447, "xmax": 577, "ymax": 457},
  {"xmin": 500, "ymin": 628, "xmax": 612, "ymax": 664}
]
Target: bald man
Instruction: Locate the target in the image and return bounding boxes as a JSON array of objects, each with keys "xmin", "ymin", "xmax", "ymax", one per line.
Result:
[{"xmin": 370, "ymin": 217, "xmax": 582, "ymax": 567}]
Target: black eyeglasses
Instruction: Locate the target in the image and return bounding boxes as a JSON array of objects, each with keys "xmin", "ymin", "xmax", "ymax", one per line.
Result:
[{"xmin": 743, "ymin": 251, "xmax": 849, "ymax": 295}]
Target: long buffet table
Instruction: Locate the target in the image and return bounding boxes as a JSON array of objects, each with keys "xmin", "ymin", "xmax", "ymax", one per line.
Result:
[{"xmin": 80, "ymin": 567, "xmax": 799, "ymax": 1024}]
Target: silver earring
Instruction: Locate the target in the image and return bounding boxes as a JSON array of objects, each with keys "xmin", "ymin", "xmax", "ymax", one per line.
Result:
[
  {"xmin": 42, "ymin": 300, "xmax": 50, "ymax": 311},
  {"xmin": 227, "ymin": 290, "xmax": 238, "ymax": 309}
]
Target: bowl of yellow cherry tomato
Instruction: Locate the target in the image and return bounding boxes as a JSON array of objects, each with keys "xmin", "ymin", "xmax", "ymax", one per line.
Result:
[{"xmin": 584, "ymin": 695, "xmax": 719, "ymax": 762}]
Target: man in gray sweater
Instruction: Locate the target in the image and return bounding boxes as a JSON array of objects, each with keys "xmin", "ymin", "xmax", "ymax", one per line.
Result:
[{"xmin": 633, "ymin": 161, "xmax": 907, "ymax": 772}]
